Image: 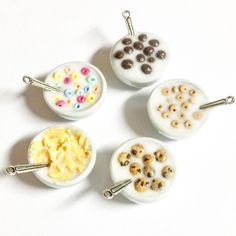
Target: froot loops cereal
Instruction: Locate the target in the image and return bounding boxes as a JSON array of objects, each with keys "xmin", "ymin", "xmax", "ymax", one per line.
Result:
[{"xmin": 43, "ymin": 62, "xmax": 107, "ymax": 120}]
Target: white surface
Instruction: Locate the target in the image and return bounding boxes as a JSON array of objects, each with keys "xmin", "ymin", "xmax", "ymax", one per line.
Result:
[
  {"xmin": 0, "ymin": 0, "xmax": 235, "ymax": 236},
  {"xmin": 110, "ymin": 137, "xmax": 175, "ymax": 203}
]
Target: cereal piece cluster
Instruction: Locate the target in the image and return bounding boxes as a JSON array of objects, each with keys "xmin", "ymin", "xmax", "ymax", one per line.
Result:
[
  {"xmin": 156, "ymin": 84, "xmax": 204, "ymax": 129},
  {"xmin": 113, "ymin": 33, "xmax": 167, "ymax": 75},
  {"xmin": 48, "ymin": 65, "xmax": 101, "ymax": 112},
  {"xmin": 117, "ymin": 143, "xmax": 175, "ymax": 193}
]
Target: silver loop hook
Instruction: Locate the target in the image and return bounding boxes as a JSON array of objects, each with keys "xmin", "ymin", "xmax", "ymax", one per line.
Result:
[
  {"xmin": 22, "ymin": 75, "xmax": 61, "ymax": 93},
  {"xmin": 199, "ymin": 96, "xmax": 235, "ymax": 110},
  {"xmin": 103, "ymin": 179, "xmax": 132, "ymax": 200},
  {"xmin": 122, "ymin": 10, "xmax": 135, "ymax": 36}
]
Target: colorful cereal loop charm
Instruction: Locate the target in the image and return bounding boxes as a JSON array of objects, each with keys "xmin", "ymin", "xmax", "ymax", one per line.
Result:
[
  {"xmin": 53, "ymin": 71, "xmax": 62, "ymax": 80},
  {"xmin": 64, "ymin": 89, "xmax": 73, "ymax": 98},
  {"xmin": 73, "ymin": 103, "xmax": 81, "ymax": 111},
  {"xmin": 86, "ymin": 75, "xmax": 97, "ymax": 84},
  {"xmin": 77, "ymin": 95, "xmax": 86, "ymax": 103},
  {"xmin": 64, "ymin": 67, "xmax": 73, "ymax": 75},
  {"xmin": 87, "ymin": 93, "xmax": 96, "ymax": 103},
  {"xmin": 75, "ymin": 89, "xmax": 84, "ymax": 96},
  {"xmin": 56, "ymin": 100, "xmax": 65, "ymax": 107},
  {"xmin": 64, "ymin": 77, "xmax": 72, "ymax": 84},
  {"xmin": 93, "ymin": 85, "xmax": 100, "ymax": 93},
  {"xmin": 71, "ymin": 72, "xmax": 79, "ymax": 80},
  {"xmin": 54, "ymin": 95, "xmax": 61, "ymax": 102},
  {"xmin": 81, "ymin": 67, "xmax": 90, "ymax": 76},
  {"xmin": 84, "ymin": 85, "xmax": 91, "ymax": 93}
]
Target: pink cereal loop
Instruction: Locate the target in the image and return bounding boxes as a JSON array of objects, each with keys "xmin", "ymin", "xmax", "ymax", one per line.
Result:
[
  {"xmin": 56, "ymin": 100, "xmax": 65, "ymax": 107},
  {"xmin": 64, "ymin": 77, "xmax": 72, "ymax": 84},
  {"xmin": 77, "ymin": 95, "xmax": 86, "ymax": 103},
  {"xmin": 81, "ymin": 67, "xmax": 90, "ymax": 76}
]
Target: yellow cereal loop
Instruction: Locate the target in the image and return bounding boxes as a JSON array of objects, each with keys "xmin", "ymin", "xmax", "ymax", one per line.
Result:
[
  {"xmin": 53, "ymin": 71, "xmax": 62, "ymax": 80},
  {"xmin": 54, "ymin": 95, "xmax": 61, "ymax": 102},
  {"xmin": 30, "ymin": 127, "xmax": 91, "ymax": 181},
  {"xmin": 71, "ymin": 72, "xmax": 79, "ymax": 80},
  {"xmin": 87, "ymin": 93, "xmax": 96, "ymax": 103}
]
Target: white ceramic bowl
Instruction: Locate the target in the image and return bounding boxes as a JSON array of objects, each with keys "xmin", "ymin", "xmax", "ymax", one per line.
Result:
[
  {"xmin": 147, "ymin": 79, "xmax": 209, "ymax": 140},
  {"xmin": 110, "ymin": 32, "xmax": 169, "ymax": 88},
  {"xmin": 28, "ymin": 125, "xmax": 96, "ymax": 188},
  {"xmin": 43, "ymin": 61, "xmax": 107, "ymax": 120},
  {"xmin": 110, "ymin": 137, "xmax": 176, "ymax": 203}
]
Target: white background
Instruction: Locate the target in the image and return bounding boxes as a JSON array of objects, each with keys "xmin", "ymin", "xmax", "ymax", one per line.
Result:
[{"xmin": 0, "ymin": 0, "xmax": 235, "ymax": 235}]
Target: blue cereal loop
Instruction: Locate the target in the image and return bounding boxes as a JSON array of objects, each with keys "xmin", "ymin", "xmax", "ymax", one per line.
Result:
[
  {"xmin": 84, "ymin": 85, "xmax": 91, "ymax": 93},
  {"xmin": 86, "ymin": 75, "xmax": 97, "ymax": 84},
  {"xmin": 73, "ymin": 103, "xmax": 81, "ymax": 111},
  {"xmin": 64, "ymin": 89, "xmax": 73, "ymax": 98},
  {"xmin": 75, "ymin": 88, "xmax": 84, "ymax": 96}
]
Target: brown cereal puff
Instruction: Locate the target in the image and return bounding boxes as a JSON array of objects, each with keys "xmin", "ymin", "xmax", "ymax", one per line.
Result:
[
  {"xmin": 154, "ymin": 149, "xmax": 168, "ymax": 162},
  {"xmin": 169, "ymin": 104, "xmax": 178, "ymax": 112},
  {"xmin": 143, "ymin": 154, "xmax": 154, "ymax": 165},
  {"xmin": 134, "ymin": 178, "xmax": 150, "ymax": 192},
  {"xmin": 118, "ymin": 152, "xmax": 131, "ymax": 166},
  {"xmin": 131, "ymin": 144, "xmax": 144, "ymax": 157},
  {"xmin": 162, "ymin": 165, "xmax": 175, "ymax": 179},
  {"xmin": 151, "ymin": 178, "xmax": 165, "ymax": 191}
]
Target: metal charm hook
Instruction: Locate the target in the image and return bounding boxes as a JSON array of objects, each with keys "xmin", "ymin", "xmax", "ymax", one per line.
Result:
[
  {"xmin": 199, "ymin": 96, "xmax": 235, "ymax": 110},
  {"xmin": 122, "ymin": 10, "xmax": 135, "ymax": 36}
]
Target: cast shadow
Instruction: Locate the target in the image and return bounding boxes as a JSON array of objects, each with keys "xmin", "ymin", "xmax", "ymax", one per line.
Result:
[
  {"xmin": 91, "ymin": 46, "xmax": 138, "ymax": 91},
  {"xmin": 8, "ymin": 135, "xmax": 49, "ymax": 189},
  {"xmin": 124, "ymin": 93, "xmax": 173, "ymax": 142},
  {"xmin": 21, "ymin": 74, "xmax": 65, "ymax": 122},
  {"xmin": 89, "ymin": 146, "xmax": 133, "ymax": 205}
]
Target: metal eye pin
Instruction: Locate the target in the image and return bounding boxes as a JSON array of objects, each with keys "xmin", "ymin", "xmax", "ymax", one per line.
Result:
[
  {"xmin": 23, "ymin": 75, "xmax": 61, "ymax": 93},
  {"xmin": 122, "ymin": 10, "xmax": 135, "ymax": 36},
  {"xmin": 103, "ymin": 179, "xmax": 132, "ymax": 200},
  {"xmin": 5, "ymin": 163, "xmax": 49, "ymax": 176},
  {"xmin": 199, "ymin": 96, "xmax": 235, "ymax": 110}
]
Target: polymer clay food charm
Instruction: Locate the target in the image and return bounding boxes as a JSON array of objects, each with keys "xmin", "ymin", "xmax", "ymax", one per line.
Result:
[
  {"xmin": 5, "ymin": 125, "xmax": 96, "ymax": 188},
  {"xmin": 104, "ymin": 137, "xmax": 176, "ymax": 203},
  {"xmin": 110, "ymin": 10, "xmax": 169, "ymax": 88},
  {"xmin": 147, "ymin": 79, "xmax": 235, "ymax": 140},
  {"xmin": 23, "ymin": 62, "xmax": 107, "ymax": 120}
]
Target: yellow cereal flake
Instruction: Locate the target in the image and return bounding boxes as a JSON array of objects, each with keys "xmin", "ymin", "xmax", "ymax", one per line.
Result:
[{"xmin": 30, "ymin": 127, "xmax": 91, "ymax": 181}]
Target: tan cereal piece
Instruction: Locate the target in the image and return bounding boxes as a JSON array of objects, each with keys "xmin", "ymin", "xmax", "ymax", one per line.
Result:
[
  {"xmin": 181, "ymin": 102, "xmax": 189, "ymax": 110},
  {"xmin": 192, "ymin": 111, "xmax": 203, "ymax": 120},
  {"xmin": 188, "ymin": 97, "xmax": 195, "ymax": 104},
  {"xmin": 179, "ymin": 85, "xmax": 188, "ymax": 93},
  {"xmin": 118, "ymin": 152, "xmax": 131, "ymax": 166},
  {"xmin": 151, "ymin": 178, "xmax": 165, "ymax": 191},
  {"xmin": 161, "ymin": 112, "xmax": 169, "ymax": 119},
  {"xmin": 172, "ymin": 86, "xmax": 179, "ymax": 93},
  {"xmin": 154, "ymin": 149, "xmax": 168, "ymax": 162},
  {"xmin": 129, "ymin": 163, "xmax": 142, "ymax": 176},
  {"xmin": 143, "ymin": 165, "xmax": 155, "ymax": 178},
  {"xmin": 189, "ymin": 89, "xmax": 197, "ymax": 96},
  {"xmin": 143, "ymin": 154, "xmax": 154, "ymax": 165},
  {"xmin": 184, "ymin": 120, "xmax": 192, "ymax": 129},
  {"xmin": 161, "ymin": 87, "xmax": 170, "ymax": 96},
  {"xmin": 157, "ymin": 105, "xmax": 164, "ymax": 112},
  {"xmin": 171, "ymin": 120, "xmax": 179, "ymax": 128},
  {"xmin": 131, "ymin": 144, "xmax": 144, "ymax": 157},
  {"xmin": 176, "ymin": 94, "xmax": 184, "ymax": 101},
  {"xmin": 179, "ymin": 112, "xmax": 185, "ymax": 119},
  {"xmin": 134, "ymin": 178, "xmax": 150, "ymax": 192},
  {"xmin": 162, "ymin": 165, "xmax": 175, "ymax": 179},
  {"xmin": 169, "ymin": 104, "xmax": 178, "ymax": 112}
]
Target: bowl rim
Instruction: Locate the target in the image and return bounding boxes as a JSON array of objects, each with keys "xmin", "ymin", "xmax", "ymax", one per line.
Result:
[
  {"xmin": 27, "ymin": 124, "xmax": 96, "ymax": 188},
  {"xmin": 43, "ymin": 61, "xmax": 107, "ymax": 119},
  {"xmin": 109, "ymin": 137, "xmax": 176, "ymax": 203}
]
